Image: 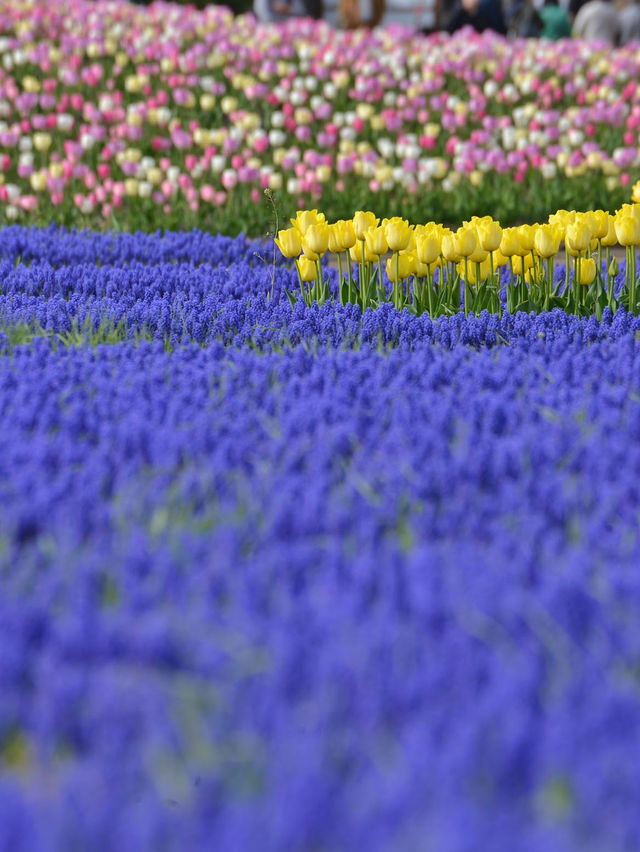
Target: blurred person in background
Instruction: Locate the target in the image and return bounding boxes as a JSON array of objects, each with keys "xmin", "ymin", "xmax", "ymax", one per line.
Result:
[
  {"xmin": 254, "ymin": 0, "xmax": 323, "ymax": 20},
  {"xmin": 445, "ymin": 0, "xmax": 506, "ymax": 33},
  {"xmin": 506, "ymin": 0, "xmax": 542, "ymax": 37},
  {"xmin": 539, "ymin": 0, "xmax": 571, "ymax": 36},
  {"xmin": 338, "ymin": 0, "xmax": 385, "ymax": 27},
  {"xmin": 572, "ymin": 0, "xmax": 619, "ymax": 41},
  {"xmin": 618, "ymin": 0, "xmax": 640, "ymax": 42}
]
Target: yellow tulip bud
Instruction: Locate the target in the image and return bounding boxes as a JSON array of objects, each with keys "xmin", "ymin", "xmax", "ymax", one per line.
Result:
[
  {"xmin": 478, "ymin": 220, "xmax": 502, "ymax": 252},
  {"xmin": 457, "ymin": 256, "xmax": 492, "ymax": 284},
  {"xmin": 601, "ymin": 214, "xmax": 618, "ymax": 247},
  {"xmin": 512, "ymin": 254, "xmax": 534, "ymax": 276},
  {"xmin": 441, "ymin": 233, "xmax": 461, "ymax": 263},
  {"xmin": 274, "ymin": 227, "xmax": 302, "ymax": 259},
  {"xmin": 414, "ymin": 258, "xmax": 430, "ymax": 277},
  {"xmin": 364, "ymin": 225, "xmax": 388, "ymax": 257},
  {"xmin": 492, "ymin": 249, "xmax": 509, "ymax": 268},
  {"xmin": 615, "ymin": 214, "xmax": 640, "ymax": 246},
  {"xmin": 591, "ymin": 209, "xmax": 609, "ymax": 240},
  {"xmin": 353, "ymin": 210, "xmax": 379, "ymax": 240},
  {"xmin": 384, "ymin": 217, "xmax": 412, "ymax": 252},
  {"xmin": 533, "ymin": 225, "xmax": 560, "ymax": 259},
  {"xmin": 454, "ymin": 226, "xmax": 477, "ymax": 258},
  {"xmin": 516, "ymin": 224, "xmax": 536, "ymax": 254},
  {"xmin": 327, "ymin": 220, "xmax": 356, "ymax": 253},
  {"xmin": 565, "ymin": 220, "xmax": 592, "ymax": 255},
  {"xmin": 416, "ymin": 233, "xmax": 441, "ymax": 265},
  {"xmin": 349, "ymin": 242, "xmax": 378, "ymax": 264},
  {"xmin": 500, "ymin": 228, "xmax": 521, "ymax": 257},
  {"xmin": 296, "ymin": 256, "xmax": 317, "ymax": 282},
  {"xmin": 385, "ymin": 252, "xmax": 413, "ymax": 283},
  {"xmin": 291, "ymin": 209, "xmax": 326, "ymax": 235},
  {"xmin": 468, "ymin": 240, "xmax": 489, "ymax": 264},
  {"xmin": 304, "ymin": 222, "xmax": 329, "ymax": 256},
  {"xmin": 579, "ymin": 257, "xmax": 596, "ymax": 286},
  {"xmin": 301, "ymin": 240, "xmax": 320, "ymax": 262}
]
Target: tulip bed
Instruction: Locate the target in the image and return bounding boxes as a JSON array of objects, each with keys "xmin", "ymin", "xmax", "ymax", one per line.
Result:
[
  {"xmin": 277, "ymin": 206, "xmax": 640, "ymax": 320},
  {"xmin": 3, "ymin": 227, "xmax": 640, "ymax": 850},
  {"xmin": 0, "ymin": 0, "xmax": 640, "ymax": 233}
]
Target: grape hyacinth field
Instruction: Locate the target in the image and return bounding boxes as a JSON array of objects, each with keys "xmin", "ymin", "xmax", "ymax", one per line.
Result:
[
  {"xmin": 3, "ymin": 0, "xmax": 640, "ymax": 850},
  {"xmin": 2, "ymin": 227, "xmax": 640, "ymax": 850}
]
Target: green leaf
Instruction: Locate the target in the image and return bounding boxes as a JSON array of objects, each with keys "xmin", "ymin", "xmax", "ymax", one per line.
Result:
[{"xmin": 285, "ymin": 289, "xmax": 297, "ymax": 309}]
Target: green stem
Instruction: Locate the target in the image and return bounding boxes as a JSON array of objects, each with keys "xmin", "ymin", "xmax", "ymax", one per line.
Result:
[
  {"xmin": 360, "ymin": 239, "xmax": 366, "ymax": 310},
  {"xmin": 295, "ymin": 262, "xmax": 305, "ymax": 302},
  {"xmin": 337, "ymin": 251, "xmax": 344, "ymax": 305},
  {"xmin": 395, "ymin": 251, "xmax": 400, "ymax": 310},
  {"xmin": 545, "ymin": 256, "xmax": 554, "ymax": 312},
  {"xmin": 508, "ymin": 257, "xmax": 514, "ymax": 314},
  {"xmin": 463, "ymin": 257, "xmax": 469, "ymax": 317},
  {"xmin": 631, "ymin": 247, "xmax": 637, "ymax": 315},
  {"xmin": 346, "ymin": 251, "xmax": 354, "ymax": 305},
  {"xmin": 315, "ymin": 259, "xmax": 322, "ymax": 305}
]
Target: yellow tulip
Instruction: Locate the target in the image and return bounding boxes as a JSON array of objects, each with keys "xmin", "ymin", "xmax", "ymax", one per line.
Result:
[
  {"xmin": 615, "ymin": 214, "xmax": 640, "ymax": 246},
  {"xmin": 578, "ymin": 257, "xmax": 596, "ymax": 286},
  {"xmin": 533, "ymin": 224, "xmax": 561, "ymax": 259},
  {"xmin": 548, "ymin": 210, "xmax": 572, "ymax": 234},
  {"xmin": 516, "ymin": 224, "xmax": 536, "ymax": 254},
  {"xmin": 274, "ymin": 227, "xmax": 302, "ymax": 259},
  {"xmin": 414, "ymin": 257, "xmax": 430, "ymax": 277},
  {"xmin": 500, "ymin": 228, "xmax": 520, "ymax": 257},
  {"xmin": 353, "ymin": 210, "xmax": 379, "ymax": 240},
  {"xmin": 416, "ymin": 232, "xmax": 441, "ymax": 265},
  {"xmin": 304, "ymin": 223, "xmax": 329, "ymax": 256},
  {"xmin": 458, "ymin": 256, "xmax": 492, "ymax": 284},
  {"xmin": 364, "ymin": 225, "xmax": 388, "ymax": 257},
  {"xmin": 591, "ymin": 210, "xmax": 609, "ymax": 240},
  {"xmin": 291, "ymin": 209, "xmax": 326, "ymax": 235},
  {"xmin": 385, "ymin": 252, "xmax": 413, "ymax": 283},
  {"xmin": 468, "ymin": 241, "xmax": 489, "ymax": 264},
  {"xmin": 33, "ymin": 132, "xmax": 52, "ymax": 152},
  {"xmin": 454, "ymin": 226, "xmax": 477, "ymax": 258},
  {"xmin": 512, "ymin": 254, "xmax": 534, "ymax": 276},
  {"xmin": 296, "ymin": 256, "xmax": 316, "ymax": 282},
  {"xmin": 565, "ymin": 220, "xmax": 592, "ymax": 255},
  {"xmin": 29, "ymin": 171, "xmax": 47, "ymax": 193},
  {"xmin": 441, "ymin": 233, "xmax": 461, "ymax": 263},
  {"xmin": 301, "ymin": 244, "xmax": 319, "ymax": 262},
  {"xmin": 327, "ymin": 220, "xmax": 356, "ymax": 253},
  {"xmin": 349, "ymin": 242, "xmax": 378, "ymax": 264},
  {"xmin": 384, "ymin": 217, "xmax": 412, "ymax": 252},
  {"xmin": 492, "ymin": 249, "xmax": 509, "ymax": 268},
  {"xmin": 600, "ymin": 214, "xmax": 618, "ymax": 247},
  {"xmin": 477, "ymin": 220, "xmax": 502, "ymax": 252}
]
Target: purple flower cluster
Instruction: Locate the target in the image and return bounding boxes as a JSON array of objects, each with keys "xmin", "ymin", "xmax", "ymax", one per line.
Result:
[{"xmin": 2, "ymin": 229, "xmax": 640, "ymax": 851}]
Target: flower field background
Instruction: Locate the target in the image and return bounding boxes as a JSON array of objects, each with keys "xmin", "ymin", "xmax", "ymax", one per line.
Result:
[
  {"xmin": 3, "ymin": 0, "xmax": 640, "ymax": 849},
  {"xmin": 0, "ymin": 0, "xmax": 639, "ymax": 232}
]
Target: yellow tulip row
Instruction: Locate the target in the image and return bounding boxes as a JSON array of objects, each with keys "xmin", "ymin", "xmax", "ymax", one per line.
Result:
[{"xmin": 274, "ymin": 205, "xmax": 640, "ymax": 317}]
